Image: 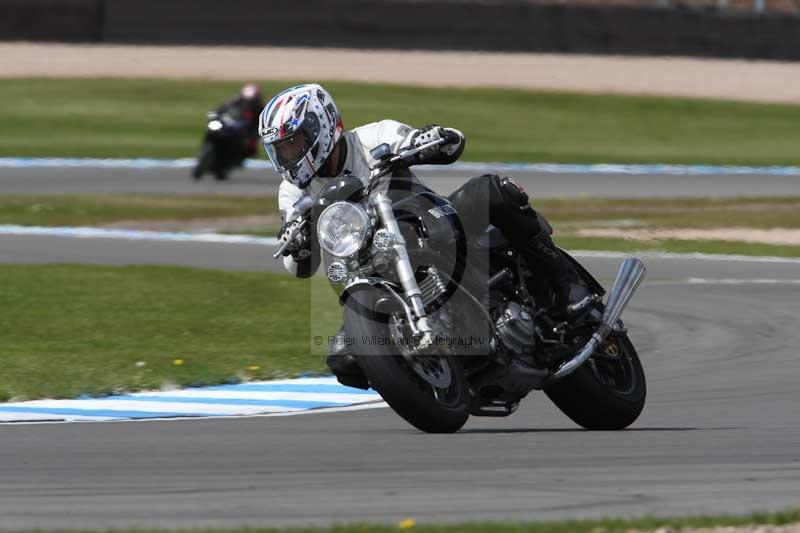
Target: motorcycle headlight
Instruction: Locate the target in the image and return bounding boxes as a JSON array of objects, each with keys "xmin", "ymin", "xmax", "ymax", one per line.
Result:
[
  {"xmin": 208, "ymin": 120, "xmax": 223, "ymax": 131},
  {"xmin": 317, "ymin": 202, "xmax": 370, "ymax": 258}
]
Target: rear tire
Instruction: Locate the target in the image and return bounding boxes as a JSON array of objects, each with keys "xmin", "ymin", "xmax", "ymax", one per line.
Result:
[
  {"xmin": 545, "ymin": 334, "xmax": 646, "ymax": 430},
  {"xmin": 343, "ymin": 288, "xmax": 470, "ymax": 433}
]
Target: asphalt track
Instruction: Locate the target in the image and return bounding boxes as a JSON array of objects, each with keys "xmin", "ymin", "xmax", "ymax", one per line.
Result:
[
  {"xmin": 2, "ymin": 166, "xmax": 800, "ymax": 197},
  {"xmin": 1, "ymin": 243, "xmax": 799, "ymax": 529}
]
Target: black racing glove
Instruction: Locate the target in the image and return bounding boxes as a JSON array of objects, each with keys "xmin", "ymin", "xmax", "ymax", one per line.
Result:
[
  {"xmin": 278, "ymin": 219, "xmax": 312, "ymax": 260},
  {"xmin": 409, "ymin": 125, "xmax": 464, "ymax": 165}
]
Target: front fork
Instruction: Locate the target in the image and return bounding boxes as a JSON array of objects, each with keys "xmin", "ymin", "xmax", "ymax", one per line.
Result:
[{"xmin": 372, "ymin": 193, "xmax": 435, "ymax": 348}]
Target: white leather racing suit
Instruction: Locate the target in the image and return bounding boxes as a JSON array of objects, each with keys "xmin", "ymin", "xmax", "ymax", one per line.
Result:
[{"xmin": 278, "ymin": 119, "xmax": 464, "ymax": 277}]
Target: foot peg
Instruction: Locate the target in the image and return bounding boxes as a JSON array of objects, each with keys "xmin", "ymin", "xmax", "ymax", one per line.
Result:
[
  {"xmin": 471, "ymin": 400, "xmax": 520, "ymax": 417},
  {"xmin": 566, "ymin": 293, "xmax": 602, "ymax": 317}
]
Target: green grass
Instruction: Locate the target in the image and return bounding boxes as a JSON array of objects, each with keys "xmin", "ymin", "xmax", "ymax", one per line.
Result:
[
  {"xmin": 3, "ymin": 194, "xmax": 798, "ymax": 232},
  {"xmin": 0, "ymin": 194, "xmax": 276, "ymax": 226},
  {"xmin": 0, "ymin": 264, "xmax": 339, "ymax": 402},
  {"xmin": 3, "ymin": 78, "xmax": 800, "ymax": 165},
  {"xmin": 11, "ymin": 508, "xmax": 800, "ymax": 532}
]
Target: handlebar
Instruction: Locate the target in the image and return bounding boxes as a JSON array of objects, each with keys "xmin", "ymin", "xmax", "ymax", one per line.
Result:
[{"xmin": 370, "ymin": 138, "xmax": 447, "ymax": 177}]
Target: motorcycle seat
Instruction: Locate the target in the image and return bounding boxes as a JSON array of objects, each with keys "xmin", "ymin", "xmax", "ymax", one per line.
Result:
[{"xmin": 476, "ymin": 225, "xmax": 510, "ymax": 249}]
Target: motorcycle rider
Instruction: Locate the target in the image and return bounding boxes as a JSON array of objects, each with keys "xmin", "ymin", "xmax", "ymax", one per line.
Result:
[
  {"xmin": 218, "ymin": 83, "xmax": 265, "ymax": 158},
  {"xmin": 259, "ymin": 83, "xmax": 588, "ymax": 385},
  {"xmin": 193, "ymin": 83, "xmax": 266, "ymax": 181}
]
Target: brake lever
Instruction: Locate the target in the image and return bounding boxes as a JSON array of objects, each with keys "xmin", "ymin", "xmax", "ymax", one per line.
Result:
[
  {"xmin": 388, "ymin": 137, "xmax": 447, "ymax": 166},
  {"xmin": 272, "ymin": 218, "xmax": 308, "ymax": 260}
]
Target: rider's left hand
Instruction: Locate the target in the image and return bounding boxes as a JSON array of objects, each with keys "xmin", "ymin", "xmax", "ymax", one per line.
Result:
[{"xmin": 411, "ymin": 125, "xmax": 461, "ymax": 163}]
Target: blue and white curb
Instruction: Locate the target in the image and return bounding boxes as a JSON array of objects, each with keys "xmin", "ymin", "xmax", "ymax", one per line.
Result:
[
  {"xmin": 2, "ymin": 157, "xmax": 800, "ymax": 176},
  {"xmin": 0, "ymin": 377, "xmax": 383, "ymax": 423}
]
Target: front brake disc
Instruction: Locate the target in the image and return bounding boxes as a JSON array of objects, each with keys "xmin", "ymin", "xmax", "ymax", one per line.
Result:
[{"xmin": 406, "ymin": 354, "xmax": 453, "ymax": 388}]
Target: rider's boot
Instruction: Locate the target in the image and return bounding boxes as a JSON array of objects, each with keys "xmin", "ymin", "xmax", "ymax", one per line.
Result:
[
  {"xmin": 518, "ymin": 234, "xmax": 591, "ymax": 318},
  {"xmin": 327, "ymin": 327, "xmax": 370, "ymax": 390},
  {"xmin": 478, "ymin": 175, "xmax": 590, "ymax": 317}
]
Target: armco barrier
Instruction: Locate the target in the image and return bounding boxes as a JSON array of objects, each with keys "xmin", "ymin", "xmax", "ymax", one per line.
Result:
[
  {"xmin": 0, "ymin": 0, "xmax": 103, "ymax": 42},
  {"xmin": 100, "ymin": 0, "xmax": 538, "ymax": 49},
  {"xmin": 3, "ymin": 0, "xmax": 800, "ymax": 60},
  {"xmin": 559, "ymin": 4, "xmax": 800, "ymax": 58}
]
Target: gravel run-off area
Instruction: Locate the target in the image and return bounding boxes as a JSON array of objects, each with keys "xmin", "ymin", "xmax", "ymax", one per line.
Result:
[{"xmin": 2, "ymin": 42, "xmax": 800, "ymax": 104}]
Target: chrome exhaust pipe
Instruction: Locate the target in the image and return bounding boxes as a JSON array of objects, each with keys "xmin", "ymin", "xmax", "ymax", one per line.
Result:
[
  {"xmin": 600, "ymin": 257, "xmax": 647, "ymax": 333},
  {"xmin": 551, "ymin": 258, "xmax": 646, "ymax": 381}
]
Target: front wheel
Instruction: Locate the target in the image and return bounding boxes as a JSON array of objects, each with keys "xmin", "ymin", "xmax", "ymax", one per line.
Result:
[
  {"xmin": 192, "ymin": 141, "xmax": 214, "ymax": 180},
  {"xmin": 545, "ymin": 334, "xmax": 646, "ymax": 430},
  {"xmin": 343, "ymin": 288, "xmax": 470, "ymax": 433}
]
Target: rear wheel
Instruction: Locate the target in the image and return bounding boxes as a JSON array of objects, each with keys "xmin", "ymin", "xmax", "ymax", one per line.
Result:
[
  {"xmin": 545, "ymin": 334, "xmax": 646, "ymax": 430},
  {"xmin": 343, "ymin": 288, "xmax": 470, "ymax": 433}
]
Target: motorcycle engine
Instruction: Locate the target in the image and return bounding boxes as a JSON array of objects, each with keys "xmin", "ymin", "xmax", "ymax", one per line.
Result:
[{"xmin": 495, "ymin": 302, "xmax": 536, "ymax": 355}]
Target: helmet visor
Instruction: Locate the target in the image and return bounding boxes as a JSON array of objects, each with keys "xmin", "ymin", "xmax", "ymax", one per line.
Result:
[
  {"xmin": 263, "ymin": 112, "xmax": 320, "ymax": 174},
  {"xmin": 265, "ymin": 134, "xmax": 314, "ymax": 172}
]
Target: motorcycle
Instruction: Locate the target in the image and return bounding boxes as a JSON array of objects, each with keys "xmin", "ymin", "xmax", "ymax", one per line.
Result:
[
  {"xmin": 275, "ymin": 138, "xmax": 647, "ymax": 433},
  {"xmin": 192, "ymin": 111, "xmax": 254, "ymax": 181}
]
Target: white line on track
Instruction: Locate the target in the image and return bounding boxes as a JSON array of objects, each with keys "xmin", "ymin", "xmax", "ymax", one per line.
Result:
[
  {"xmin": 687, "ymin": 277, "xmax": 800, "ymax": 285},
  {"xmin": 2, "ymin": 225, "xmax": 799, "ymax": 264},
  {"xmin": 570, "ymin": 250, "xmax": 800, "ymax": 264},
  {"xmin": 644, "ymin": 278, "xmax": 800, "ymax": 287},
  {"xmin": 0, "ymin": 225, "xmax": 278, "ymax": 245}
]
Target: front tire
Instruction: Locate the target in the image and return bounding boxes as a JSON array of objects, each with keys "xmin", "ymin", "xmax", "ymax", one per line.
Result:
[
  {"xmin": 193, "ymin": 141, "xmax": 214, "ymax": 180},
  {"xmin": 343, "ymin": 288, "xmax": 470, "ymax": 433},
  {"xmin": 545, "ymin": 334, "xmax": 646, "ymax": 430}
]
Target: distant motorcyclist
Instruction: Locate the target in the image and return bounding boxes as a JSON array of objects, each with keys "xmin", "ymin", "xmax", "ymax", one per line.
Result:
[
  {"xmin": 258, "ymin": 83, "xmax": 588, "ymax": 383},
  {"xmin": 192, "ymin": 83, "xmax": 265, "ymax": 180},
  {"xmin": 217, "ymin": 83, "xmax": 264, "ymax": 158}
]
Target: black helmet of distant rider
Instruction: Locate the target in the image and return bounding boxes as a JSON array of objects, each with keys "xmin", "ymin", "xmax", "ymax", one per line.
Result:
[
  {"xmin": 217, "ymin": 83, "xmax": 264, "ymax": 132},
  {"xmin": 238, "ymin": 83, "xmax": 264, "ymax": 122}
]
